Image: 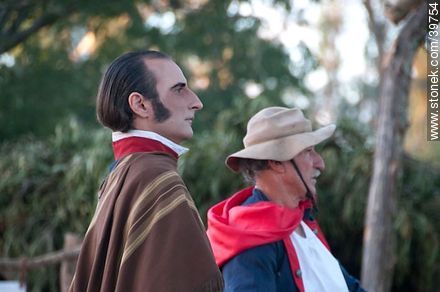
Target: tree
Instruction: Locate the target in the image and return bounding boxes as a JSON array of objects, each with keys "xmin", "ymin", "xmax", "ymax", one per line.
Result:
[{"xmin": 361, "ymin": 2, "xmax": 428, "ymax": 291}]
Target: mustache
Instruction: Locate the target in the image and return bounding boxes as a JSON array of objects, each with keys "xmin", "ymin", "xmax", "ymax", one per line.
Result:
[{"xmin": 312, "ymin": 170, "xmax": 321, "ymax": 178}]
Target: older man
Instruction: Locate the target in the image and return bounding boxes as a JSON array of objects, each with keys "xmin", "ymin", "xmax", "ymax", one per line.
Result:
[
  {"xmin": 70, "ymin": 50, "xmax": 223, "ymax": 292},
  {"xmin": 207, "ymin": 107, "xmax": 364, "ymax": 292}
]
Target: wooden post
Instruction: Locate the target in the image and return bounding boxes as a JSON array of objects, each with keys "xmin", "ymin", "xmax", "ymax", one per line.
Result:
[{"xmin": 60, "ymin": 233, "xmax": 81, "ymax": 292}]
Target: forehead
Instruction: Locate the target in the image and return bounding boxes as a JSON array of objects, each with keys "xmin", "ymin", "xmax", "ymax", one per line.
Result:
[{"xmin": 144, "ymin": 58, "xmax": 187, "ymax": 90}]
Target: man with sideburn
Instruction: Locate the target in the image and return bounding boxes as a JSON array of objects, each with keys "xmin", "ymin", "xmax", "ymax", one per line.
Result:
[{"xmin": 71, "ymin": 51, "xmax": 223, "ymax": 292}]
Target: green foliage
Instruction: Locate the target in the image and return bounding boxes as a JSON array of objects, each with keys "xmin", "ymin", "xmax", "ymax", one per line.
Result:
[
  {"xmin": 0, "ymin": 119, "xmax": 113, "ymax": 291},
  {"xmin": 0, "ymin": 49, "xmax": 99, "ymax": 139},
  {"xmin": 393, "ymin": 157, "xmax": 439, "ymax": 291}
]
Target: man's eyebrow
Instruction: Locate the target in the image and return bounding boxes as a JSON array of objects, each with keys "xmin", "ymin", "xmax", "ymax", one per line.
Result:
[{"xmin": 170, "ymin": 82, "xmax": 186, "ymax": 90}]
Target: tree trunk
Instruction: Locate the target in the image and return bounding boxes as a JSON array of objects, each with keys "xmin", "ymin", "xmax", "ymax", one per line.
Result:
[{"xmin": 361, "ymin": 3, "xmax": 428, "ymax": 292}]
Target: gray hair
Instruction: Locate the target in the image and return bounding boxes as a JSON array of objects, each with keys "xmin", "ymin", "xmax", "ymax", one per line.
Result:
[{"xmin": 237, "ymin": 158, "xmax": 270, "ymax": 184}]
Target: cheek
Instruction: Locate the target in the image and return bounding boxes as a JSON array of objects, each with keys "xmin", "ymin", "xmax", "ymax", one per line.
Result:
[
  {"xmin": 167, "ymin": 100, "xmax": 186, "ymax": 114},
  {"xmin": 304, "ymin": 160, "xmax": 315, "ymax": 176}
]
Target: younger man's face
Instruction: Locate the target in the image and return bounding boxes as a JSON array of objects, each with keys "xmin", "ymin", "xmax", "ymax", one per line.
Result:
[{"xmin": 145, "ymin": 58, "xmax": 203, "ymax": 144}]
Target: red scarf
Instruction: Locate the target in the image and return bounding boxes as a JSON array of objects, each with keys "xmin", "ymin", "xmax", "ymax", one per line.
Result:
[
  {"xmin": 112, "ymin": 136, "xmax": 178, "ymax": 160},
  {"xmin": 206, "ymin": 187, "xmax": 330, "ymax": 292}
]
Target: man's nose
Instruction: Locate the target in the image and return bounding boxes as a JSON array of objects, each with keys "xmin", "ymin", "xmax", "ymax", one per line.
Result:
[
  {"xmin": 313, "ymin": 152, "xmax": 325, "ymax": 171},
  {"xmin": 190, "ymin": 90, "xmax": 203, "ymax": 110}
]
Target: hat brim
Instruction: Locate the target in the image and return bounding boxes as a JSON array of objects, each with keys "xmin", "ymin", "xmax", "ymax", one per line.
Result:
[{"xmin": 226, "ymin": 124, "xmax": 336, "ymax": 172}]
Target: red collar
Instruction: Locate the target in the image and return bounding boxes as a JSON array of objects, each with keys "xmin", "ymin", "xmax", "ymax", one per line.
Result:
[{"xmin": 112, "ymin": 136, "xmax": 178, "ymax": 160}]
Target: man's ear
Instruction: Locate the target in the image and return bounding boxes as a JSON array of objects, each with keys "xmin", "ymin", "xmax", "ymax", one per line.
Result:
[
  {"xmin": 128, "ymin": 92, "xmax": 152, "ymax": 119},
  {"xmin": 267, "ymin": 160, "xmax": 286, "ymax": 173}
]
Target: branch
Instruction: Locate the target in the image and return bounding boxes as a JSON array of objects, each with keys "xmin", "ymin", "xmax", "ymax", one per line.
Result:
[
  {"xmin": 0, "ymin": 0, "xmax": 34, "ymax": 29},
  {"xmin": 6, "ymin": 8, "xmax": 30, "ymax": 35},
  {"xmin": 0, "ymin": 11, "xmax": 62, "ymax": 54},
  {"xmin": 0, "ymin": 0, "xmax": 78, "ymax": 55},
  {"xmin": 384, "ymin": 0, "xmax": 424, "ymax": 24},
  {"xmin": 0, "ymin": 7, "xmax": 9, "ymax": 28},
  {"xmin": 363, "ymin": 0, "xmax": 387, "ymax": 70},
  {"xmin": 0, "ymin": 245, "xmax": 81, "ymax": 272},
  {"xmin": 392, "ymin": 1, "xmax": 427, "ymax": 61}
]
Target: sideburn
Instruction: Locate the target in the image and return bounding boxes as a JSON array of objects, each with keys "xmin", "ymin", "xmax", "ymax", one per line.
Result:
[{"xmin": 151, "ymin": 98, "xmax": 171, "ymax": 122}]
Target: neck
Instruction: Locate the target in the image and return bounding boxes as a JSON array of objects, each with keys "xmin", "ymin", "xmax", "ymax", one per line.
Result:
[{"xmin": 255, "ymin": 181, "xmax": 305, "ymax": 209}]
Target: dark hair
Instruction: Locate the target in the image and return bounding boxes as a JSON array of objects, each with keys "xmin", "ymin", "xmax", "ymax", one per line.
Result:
[
  {"xmin": 96, "ymin": 50, "xmax": 171, "ymax": 132},
  {"xmin": 237, "ymin": 159, "xmax": 270, "ymax": 184}
]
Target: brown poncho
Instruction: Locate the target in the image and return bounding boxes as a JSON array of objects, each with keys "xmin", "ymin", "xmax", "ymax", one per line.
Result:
[{"xmin": 70, "ymin": 152, "xmax": 223, "ymax": 292}]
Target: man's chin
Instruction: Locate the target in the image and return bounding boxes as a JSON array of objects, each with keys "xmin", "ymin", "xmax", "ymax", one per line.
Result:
[
  {"xmin": 186, "ymin": 129, "xmax": 194, "ymax": 138},
  {"xmin": 179, "ymin": 131, "xmax": 194, "ymax": 142}
]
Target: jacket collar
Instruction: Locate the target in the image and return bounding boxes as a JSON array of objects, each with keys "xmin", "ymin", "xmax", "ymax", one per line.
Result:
[{"xmin": 112, "ymin": 130, "xmax": 188, "ymax": 160}]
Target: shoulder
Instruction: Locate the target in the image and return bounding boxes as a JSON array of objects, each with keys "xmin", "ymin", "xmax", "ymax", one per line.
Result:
[
  {"xmin": 107, "ymin": 152, "xmax": 187, "ymax": 206},
  {"xmin": 125, "ymin": 152, "xmax": 178, "ymax": 176},
  {"xmin": 223, "ymin": 241, "xmax": 284, "ymax": 271},
  {"xmin": 116, "ymin": 153, "xmax": 200, "ymax": 236},
  {"xmin": 119, "ymin": 152, "xmax": 182, "ymax": 187},
  {"xmin": 222, "ymin": 241, "xmax": 287, "ymax": 292}
]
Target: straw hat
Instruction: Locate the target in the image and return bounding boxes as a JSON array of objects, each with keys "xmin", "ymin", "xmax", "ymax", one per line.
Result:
[{"xmin": 226, "ymin": 107, "xmax": 336, "ymax": 172}]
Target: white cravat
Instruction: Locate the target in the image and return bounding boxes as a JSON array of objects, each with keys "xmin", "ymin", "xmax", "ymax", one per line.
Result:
[
  {"xmin": 290, "ymin": 221, "xmax": 349, "ymax": 292},
  {"xmin": 112, "ymin": 130, "xmax": 189, "ymax": 156}
]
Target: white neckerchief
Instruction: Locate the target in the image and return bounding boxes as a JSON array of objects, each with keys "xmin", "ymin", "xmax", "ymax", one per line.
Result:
[
  {"xmin": 112, "ymin": 130, "xmax": 189, "ymax": 157},
  {"xmin": 290, "ymin": 221, "xmax": 349, "ymax": 292}
]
